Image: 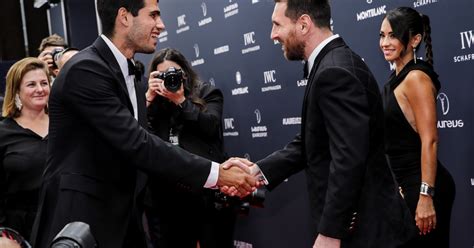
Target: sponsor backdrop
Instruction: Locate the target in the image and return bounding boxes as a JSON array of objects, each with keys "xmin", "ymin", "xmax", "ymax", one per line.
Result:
[{"xmin": 45, "ymin": 0, "xmax": 472, "ymax": 247}]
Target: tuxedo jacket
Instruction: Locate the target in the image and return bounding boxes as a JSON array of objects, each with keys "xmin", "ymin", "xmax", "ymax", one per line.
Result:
[
  {"xmin": 258, "ymin": 38, "xmax": 416, "ymax": 247},
  {"xmin": 31, "ymin": 37, "xmax": 212, "ymax": 248}
]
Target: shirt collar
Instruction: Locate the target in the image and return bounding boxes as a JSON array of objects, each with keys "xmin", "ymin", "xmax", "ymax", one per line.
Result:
[
  {"xmin": 307, "ymin": 34, "xmax": 339, "ymax": 75},
  {"xmin": 100, "ymin": 34, "xmax": 130, "ymax": 80}
]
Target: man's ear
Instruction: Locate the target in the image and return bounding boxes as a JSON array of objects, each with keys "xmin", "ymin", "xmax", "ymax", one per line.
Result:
[
  {"xmin": 298, "ymin": 14, "xmax": 312, "ymax": 35},
  {"xmin": 117, "ymin": 7, "xmax": 131, "ymax": 28}
]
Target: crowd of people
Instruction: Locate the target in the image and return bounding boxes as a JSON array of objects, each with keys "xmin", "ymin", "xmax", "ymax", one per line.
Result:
[{"xmin": 0, "ymin": 0, "xmax": 455, "ymax": 248}]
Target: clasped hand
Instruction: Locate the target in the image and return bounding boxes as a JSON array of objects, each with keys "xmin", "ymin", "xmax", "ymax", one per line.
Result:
[{"xmin": 217, "ymin": 157, "xmax": 263, "ymax": 198}]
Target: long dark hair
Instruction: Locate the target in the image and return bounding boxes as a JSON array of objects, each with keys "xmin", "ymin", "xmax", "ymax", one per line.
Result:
[
  {"xmin": 148, "ymin": 48, "xmax": 206, "ymax": 109},
  {"xmin": 385, "ymin": 7, "xmax": 433, "ymax": 65}
]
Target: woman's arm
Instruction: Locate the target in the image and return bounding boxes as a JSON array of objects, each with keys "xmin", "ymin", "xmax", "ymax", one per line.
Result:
[{"xmin": 403, "ymin": 70, "xmax": 438, "ymax": 235}]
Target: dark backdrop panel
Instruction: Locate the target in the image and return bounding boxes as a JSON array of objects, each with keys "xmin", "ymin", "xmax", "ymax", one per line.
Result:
[
  {"xmin": 155, "ymin": 1, "xmax": 473, "ymax": 247},
  {"xmin": 29, "ymin": 0, "xmax": 472, "ymax": 247},
  {"xmin": 64, "ymin": 0, "xmax": 98, "ymax": 49}
]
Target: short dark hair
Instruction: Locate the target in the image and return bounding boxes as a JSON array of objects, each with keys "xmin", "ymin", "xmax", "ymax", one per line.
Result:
[
  {"xmin": 385, "ymin": 7, "xmax": 433, "ymax": 65},
  {"xmin": 38, "ymin": 34, "xmax": 67, "ymax": 52},
  {"xmin": 275, "ymin": 0, "xmax": 331, "ymax": 29},
  {"xmin": 96, "ymin": 0, "xmax": 146, "ymax": 37}
]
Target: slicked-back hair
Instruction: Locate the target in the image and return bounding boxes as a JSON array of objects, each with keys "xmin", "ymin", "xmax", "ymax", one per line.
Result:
[
  {"xmin": 96, "ymin": 0, "xmax": 146, "ymax": 37},
  {"xmin": 385, "ymin": 7, "xmax": 434, "ymax": 65},
  {"xmin": 275, "ymin": 0, "xmax": 331, "ymax": 29}
]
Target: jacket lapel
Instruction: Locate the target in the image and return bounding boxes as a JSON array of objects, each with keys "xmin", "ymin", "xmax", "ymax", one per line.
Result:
[
  {"xmin": 301, "ymin": 37, "xmax": 346, "ymax": 138},
  {"xmin": 92, "ymin": 37, "xmax": 134, "ymax": 112}
]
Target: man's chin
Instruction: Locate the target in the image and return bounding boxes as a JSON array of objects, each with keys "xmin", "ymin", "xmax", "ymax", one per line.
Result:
[{"xmin": 136, "ymin": 47, "xmax": 156, "ymax": 54}]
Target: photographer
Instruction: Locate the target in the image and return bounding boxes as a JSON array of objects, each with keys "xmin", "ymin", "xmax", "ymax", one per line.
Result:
[
  {"xmin": 145, "ymin": 48, "xmax": 235, "ymax": 248},
  {"xmin": 36, "ymin": 34, "xmax": 67, "ymax": 80}
]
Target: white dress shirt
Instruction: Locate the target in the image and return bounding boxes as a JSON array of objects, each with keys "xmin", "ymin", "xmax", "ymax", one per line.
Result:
[{"xmin": 100, "ymin": 35, "xmax": 219, "ymax": 187}]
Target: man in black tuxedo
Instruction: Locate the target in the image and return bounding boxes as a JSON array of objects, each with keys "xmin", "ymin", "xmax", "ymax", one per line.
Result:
[
  {"xmin": 30, "ymin": 0, "xmax": 258, "ymax": 247},
  {"xmin": 248, "ymin": 0, "xmax": 416, "ymax": 247}
]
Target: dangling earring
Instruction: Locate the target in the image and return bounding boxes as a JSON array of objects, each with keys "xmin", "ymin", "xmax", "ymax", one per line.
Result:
[
  {"xmin": 15, "ymin": 94, "xmax": 23, "ymax": 111},
  {"xmin": 413, "ymin": 48, "xmax": 417, "ymax": 64}
]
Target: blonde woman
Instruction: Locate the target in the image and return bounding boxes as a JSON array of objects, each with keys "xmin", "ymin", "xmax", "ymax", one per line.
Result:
[{"xmin": 0, "ymin": 57, "xmax": 50, "ymax": 240}]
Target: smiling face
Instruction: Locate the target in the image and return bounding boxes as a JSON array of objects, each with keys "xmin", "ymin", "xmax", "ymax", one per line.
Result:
[
  {"xmin": 127, "ymin": 0, "xmax": 165, "ymax": 54},
  {"xmin": 270, "ymin": 2, "xmax": 305, "ymax": 61},
  {"xmin": 18, "ymin": 68, "xmax": 50, "ymax": 112},
  {"xmin": 379, "ymin": 18, "xmax": 406, "ymax": 63}
]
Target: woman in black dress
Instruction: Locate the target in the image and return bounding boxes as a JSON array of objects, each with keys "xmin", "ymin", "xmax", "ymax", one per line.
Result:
[
  {"xmin": 379, "ymin": 7, "xmax": 455, "ymax": 247},
  {"xmin": 0, "ymin": 57, "xmax": 50, "ymax": 241},
  {"xmin": 144, "ymin": 48, "xmax": 235, "ymax": 248}
]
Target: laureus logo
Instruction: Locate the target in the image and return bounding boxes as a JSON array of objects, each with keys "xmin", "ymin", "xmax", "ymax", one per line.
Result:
[
  {"xmin": 194, "ymin": 44, "xmax": 200, "ymax": 58},
  {"xmin": 209, "ymin": 77, "xmax": 215, "ymax": 86},
  {"xmin": 437, "ymin": 93, "xmax": 449, "ymax": 116},
  {"xmin": 201, "ymin": 2, "xmax": 207, "ymax": 17},
  {"xmin": 254, "ymin": 109, "xmax": 262, "ymax": 124},
  {"xmin": 367, "ymin": 0, "xmax": 372, "ymax": 4}
]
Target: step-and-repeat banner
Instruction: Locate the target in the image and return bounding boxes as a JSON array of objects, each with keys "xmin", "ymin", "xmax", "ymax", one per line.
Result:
[
  {"xmin": 35, "ymin": 0, "xmax": 472, "ymax": 247},
  {"xmin": 146, "ymin": 1, "xmax": 473, "ymax": 247}
]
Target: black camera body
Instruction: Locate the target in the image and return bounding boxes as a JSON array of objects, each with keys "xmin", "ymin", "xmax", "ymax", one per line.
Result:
[
  {"xmin": 213, "ymin": 189, "xmax": 265, "ymax": 216},
  {"xmin": 50, "ymin": 48, "xmax": 65, "ymax": 69},
  {"xmin": 154, "ymin": 67, "xmax": 184, "ymax": 92}
]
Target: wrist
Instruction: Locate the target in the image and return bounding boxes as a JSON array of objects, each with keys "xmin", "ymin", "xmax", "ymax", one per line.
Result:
[
  {"xmin": 420, "ymin": 182, "xmax": 435, "ymax": 197},
  {"xmin": 175, "ymin": 96, "xmax": 186, "ymax": 107},
  {"xmin": 145, "ymin": 92, "xmax": 155, "ymax": 103}
]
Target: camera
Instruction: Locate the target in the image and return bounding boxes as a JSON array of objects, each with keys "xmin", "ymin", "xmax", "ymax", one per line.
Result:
[
  {"xmin": 50, "ymin": 222, "xmax": 97, "ymax": 248},
  {"xmin": 213, "ymin": 188, "xmax": 265, "ymax": 216},
  {"xmin": 154, "ymin": 67, "xmax": 184, "ymax": 92},
  {"xmin": 49, "ymin": 48, "xmax": 65, "ymax": 69}
]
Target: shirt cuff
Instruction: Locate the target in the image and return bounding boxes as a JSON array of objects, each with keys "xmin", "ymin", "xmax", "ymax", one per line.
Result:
[
  {"xmin": 253, "ymin": 163, "xmax": 269, "ymax": 185},
  {"xmin": 204, "ymin": 161, "xmax": 220, "ymax": 188}
]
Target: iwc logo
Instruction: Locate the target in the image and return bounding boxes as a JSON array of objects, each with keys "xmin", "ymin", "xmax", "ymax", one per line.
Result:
[
  {"xmin": 413, "ymin": 0, "xmax": 439, "ymax": 8},
  {"xmin": 242, "ymin": 31, "xmax": 261, "ymax": 54},
  {"xmin": 454, "ymin": 29, "xmax": 474, "ymax": 63},
  {"xmin": 261, "ymin": 69, "xmax": 282, "ymax": 92},
  {"xmin": 223, "ymin": 118, "xmax": 239, "ymax": 137},
  {"xmin": 176, "ymin": 14, "xmax": 190, "ymax": 34}
]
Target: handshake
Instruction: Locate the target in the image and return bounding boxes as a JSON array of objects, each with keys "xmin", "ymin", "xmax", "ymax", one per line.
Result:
[{"xmin": 216, "ymin": 157, "xmax": 266, "ymax": 198}]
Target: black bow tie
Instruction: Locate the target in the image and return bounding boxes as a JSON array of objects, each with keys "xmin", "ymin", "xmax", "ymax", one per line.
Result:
[
  {"xmin": 303, "ymin": 61, "xmax": 309, "ymax": 79},
  {"xmin": 127, "ymin": 59, "xmax": 141, "ymax": 79}
]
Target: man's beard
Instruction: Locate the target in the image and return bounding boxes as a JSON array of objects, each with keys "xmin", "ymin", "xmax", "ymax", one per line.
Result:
[{"xmin": 284, "ymin": 31, "xmax": 305, "ymax": 61}]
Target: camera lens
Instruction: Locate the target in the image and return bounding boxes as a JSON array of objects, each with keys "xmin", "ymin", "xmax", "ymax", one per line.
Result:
[{"xmin": 155, "ymin": 67, "xmax": 183, "ymax": 92}]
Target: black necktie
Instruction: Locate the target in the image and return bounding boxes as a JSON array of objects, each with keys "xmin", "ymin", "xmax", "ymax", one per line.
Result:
[{"xmin": 303, "ymin": 61, "xmax": 309, "ymax": 79}]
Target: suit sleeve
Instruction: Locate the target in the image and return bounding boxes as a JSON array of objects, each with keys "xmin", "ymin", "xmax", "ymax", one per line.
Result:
[
  {"xmin": 62, "ymin": 59, "xmax": 212, "ymax": 189},
  {"xmin": 179, "ymin": 83, "xmax": 223, "ymax": 139},
  {"xmin": 316, "ymin": 67, "xmax": 370, "ymax": 238},
  {"xmin": 257, "ymin": 134, "xmax": 306, "ymax": 190}
]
